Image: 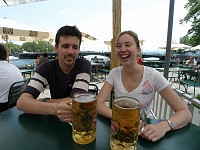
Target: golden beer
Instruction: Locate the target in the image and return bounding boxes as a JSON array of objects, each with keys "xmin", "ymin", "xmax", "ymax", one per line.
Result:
[
  {"xmin": 72, "ymin": 93, "xmax": 97, "ymax": 144},
  {"xmin": 110, "ymin": 97, "xmax": 141, "ymax": 150}
]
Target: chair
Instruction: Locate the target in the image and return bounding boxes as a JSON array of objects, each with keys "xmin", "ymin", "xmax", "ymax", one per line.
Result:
[
  {"xmin": 88, "ymin": 84, "xmax": 99, "ymax": 96},
  {"xmin": 109, "ymin": 88, "xmax": 115, "ymax": 109},
  {"xmin": 8, "ymin": 78, "xmax": 29, "ymax": 108},
  {"xmin": 179, "ymin": 69, "xmax": 200, "ymax": 97},
  {"xmin": 97, "ymin": 61, "xmax": 110, "ymax": 79}
]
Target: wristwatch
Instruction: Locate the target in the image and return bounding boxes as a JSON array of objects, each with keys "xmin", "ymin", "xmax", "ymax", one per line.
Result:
[
  {"xmin": 166, "ymin": 120, "xmax": 175, "ymax": 130},
  {"xmin": 43, "ymin": 98, "xmax": 50, "ymax": 102}
]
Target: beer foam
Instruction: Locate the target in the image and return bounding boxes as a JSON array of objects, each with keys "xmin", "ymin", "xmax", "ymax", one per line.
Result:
[
  {"xmin": 115, "ymin": 99, "xmax": 139, "ymax": 108},
  {"xmin": 73, "ymin": 93, "xmax": 95, "ymax": 103}
]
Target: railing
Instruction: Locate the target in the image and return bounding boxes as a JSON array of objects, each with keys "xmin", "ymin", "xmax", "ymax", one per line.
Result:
[{"xmin": 151, "ymin": 86, "xmax": 200, "ymax": 127}]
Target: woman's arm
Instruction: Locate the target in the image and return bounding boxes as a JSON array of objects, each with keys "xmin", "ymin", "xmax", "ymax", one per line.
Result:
[
  {"xmin": 141, "ymin": 85, "xmax": 192, "ymax": 142},
  {"xmin": 159, "ymin": 85, "xmax": 192, "ymax": 129},
  {"xmin": 97, "ymin": 81, "xmax": 113, "ymax": 118}
]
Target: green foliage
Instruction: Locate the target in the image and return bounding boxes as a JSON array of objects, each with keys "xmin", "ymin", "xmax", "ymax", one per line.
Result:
[
  {"xmin": 180, "ymin": 35, "xmax": 191, "ymax": 45},
  {"xmin": 196, "ymin": 93, "xmax": 200, "ymax": 100},
  {"xmin": 1, "ymin": 40, "xmax": 54, "ymax": 54},
  {"xmin": 20, "ymin": 41, "xmax": 54, "ymax": 53},
  {"xmin": 0, "ymin": 42, "xmax": 21, "ymax": 53},
  {"xmin": 180, "ymin": 0, "xmax": 200, "ymax": 47},
  {"xmin": 193, "ymin": 93, "xmax": 200, "ymax": 109}
]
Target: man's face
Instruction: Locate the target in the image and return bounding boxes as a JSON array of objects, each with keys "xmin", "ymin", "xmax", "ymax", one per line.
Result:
[{"xmin": 55, "ymin": 36, "xmax": 80, "ymax": 67}]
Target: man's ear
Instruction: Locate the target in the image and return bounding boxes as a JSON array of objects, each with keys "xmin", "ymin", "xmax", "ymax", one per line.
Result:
[{"xmin": 54, "ymin": 45, "xmax": 58, "ymax": 53}]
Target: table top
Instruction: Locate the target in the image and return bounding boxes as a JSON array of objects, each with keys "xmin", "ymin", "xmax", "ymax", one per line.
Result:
[
  {"xmin": 20, "ymin": 69, "xmax": 33, "ymax": 73},
  {"xmin": 0, "ymin": 107, "xmax": 200, "ymax": 150},
  {"xmin": 91, "ymin": 62, "xmax": 105, "ymax": 66}
]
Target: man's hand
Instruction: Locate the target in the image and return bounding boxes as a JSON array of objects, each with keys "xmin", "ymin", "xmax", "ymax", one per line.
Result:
[{"xmin": 56, "ymin": 99, "xmax": 72, "ymax": 122}]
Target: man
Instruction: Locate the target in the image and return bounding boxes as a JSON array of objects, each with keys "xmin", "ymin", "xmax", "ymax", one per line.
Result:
[
  {"xmin": 17, "ymin": 25, "xmax": 92, "ymax": 122},
  {"xmin": 0, "ymin": 44, "xmax": 23, "ymax": 112}
]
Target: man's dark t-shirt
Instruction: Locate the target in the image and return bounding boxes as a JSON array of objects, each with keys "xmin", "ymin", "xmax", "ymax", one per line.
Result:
[{"xmin": 23, "ymin": 58, "xmax": 91, "ymax": 99}]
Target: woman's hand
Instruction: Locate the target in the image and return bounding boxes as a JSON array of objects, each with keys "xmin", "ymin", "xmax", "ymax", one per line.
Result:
[
  {"xmin": 56, "ymin": 99, "xmax": 72, "ymax": 122},
  {"xmin": 140, "ymin": 121, "xmax": 171, "ymax": 142}
]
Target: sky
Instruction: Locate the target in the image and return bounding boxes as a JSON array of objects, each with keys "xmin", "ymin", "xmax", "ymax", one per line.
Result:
[{"xmin": 0, "ymin": 0, "xmax": 191, "ymax": 52}]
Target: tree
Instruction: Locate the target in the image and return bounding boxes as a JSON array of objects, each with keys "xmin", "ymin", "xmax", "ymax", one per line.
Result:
[
  {"xmin": 180, "ymin": 35, "xmax": 190, "ymax": 45},
  {"xmin": 21, "ymin": 42, "xmax": 37, "ymax": 52},
  {"xmin": 180, "ymin": 0, "xmax": 200, "ymax": 46},
  {"xmin": 20, "ymin": 41, "xmax": 54, "ymax": 53},
  {"xmin": 0, "ymin": 42, "xmax": 21, "ymax": 53}
]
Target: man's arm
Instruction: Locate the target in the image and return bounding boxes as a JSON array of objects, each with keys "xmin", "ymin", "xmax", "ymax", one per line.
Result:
[
  {"xmin": 17, "ymin": 93, "xmax": 72, "ymax": 122},
  {"xmin": 17, "ymin": 93, "xmax": 57, "ymax": 115}
]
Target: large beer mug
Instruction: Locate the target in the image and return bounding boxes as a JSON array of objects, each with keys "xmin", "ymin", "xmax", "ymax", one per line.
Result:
[
  {"xmin": 72, "ymin": 92, "xmax": 97, "ymax": 145},
  {"xmin": 110, "ymin": 96, "xmax": 146, "ymax": 150}
]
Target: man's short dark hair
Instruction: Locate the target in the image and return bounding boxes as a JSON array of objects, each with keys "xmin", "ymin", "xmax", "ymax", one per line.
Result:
[
  {"xmin": 0, "ymin": 44, "xmax": 7, "ymax": 60},
  {"xmin": 55, "ymin": 25, "xmax": 82, "ymax": 47}
]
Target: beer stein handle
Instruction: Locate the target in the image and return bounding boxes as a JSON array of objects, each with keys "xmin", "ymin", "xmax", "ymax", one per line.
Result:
[{"xmin": 139, "ymin": 110, "xmax": 147, "ymax": 135}]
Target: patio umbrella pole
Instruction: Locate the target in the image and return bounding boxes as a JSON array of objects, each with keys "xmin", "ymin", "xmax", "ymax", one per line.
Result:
[
  {"xmin": 111, "ymin": 0, "xmax": 121, "ymax": 69},
  {"xmin": 164, "ymin": 0, "xmax": 175, "ymax": 79},
  {"xmin": 5, "ymin": 35, "xmax": 9, "ymax": 62}
]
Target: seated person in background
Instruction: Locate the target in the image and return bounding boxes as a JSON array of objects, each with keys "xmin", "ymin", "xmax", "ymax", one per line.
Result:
[
  {"xmin": 97, "ymin": 30, "xmax": 192, "ymax": 142},
  {"xmin": 0, "ymin": 44, "xmax": 23, "ymax": 112},
  {"xmin": 172, "ymin": 55, "xmax": 180, "ymax": 65},
  {"xmin": 38, "ymin": 52, "xmax": 49, "ymax": 65},
  {"xmin": 34, "ymin": 54, "xmax": 42, "ymax": 71},
  {"xmin": 196, "ymin": 57, "xmax": 200, "ymax": 64},
  {"xmin": 185, "ymin": 56, "xmax": 197, "ymax": 67},
  {"xmin": 17, "ymin": 25, "xmax": 92, "ymax": 122}
]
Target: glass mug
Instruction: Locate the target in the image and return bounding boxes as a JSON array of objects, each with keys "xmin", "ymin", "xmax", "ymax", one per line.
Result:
[
  {"xmin": 72, "ymin": 92, "xmax": 97, "ymax": 145},
  {"xmin": 110, "ymin": 96, "xmax": 146, "ymax": 150}
]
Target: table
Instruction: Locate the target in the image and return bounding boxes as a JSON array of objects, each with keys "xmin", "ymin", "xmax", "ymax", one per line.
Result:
[
  {"xmin": 0, "ymin": 107, "xmax": 200, "ymax": 150},
  {"xmin": 91, "ymin": 62, "xmax": 105, "ymax": 78},
  {"xmin": 20, "ymin": 69, "xmax": 33, "ymax": 78},
  {"xmin": 143, "ymin": 60, "xmax": 165, "ymax": 68},
  {"xmin": 156, "ymin": 67, "xmax": 196, "ymax": 81}
]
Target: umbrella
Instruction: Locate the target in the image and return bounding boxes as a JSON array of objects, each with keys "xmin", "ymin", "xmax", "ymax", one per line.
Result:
[
  {"xmin": 190, "ymin": 45, "xmax": 200, "ymax": 51},
  {"xmin": 158, "ymin": 43, "xmax": 191, "ymax": 50},
  {"xmin": 0, "ymin": 18, "xmax": 50, "ymax": 62},
  {"xmin": 158, "ymin": 42, "xmax": 191, "ymax": 55},
  {"xmin": 0, "ymin": 0, "xmax": 46, "ymax": 7},
  {"xmin": 81, "ymin": 32, "xmax": 97, "ymax": 41}
]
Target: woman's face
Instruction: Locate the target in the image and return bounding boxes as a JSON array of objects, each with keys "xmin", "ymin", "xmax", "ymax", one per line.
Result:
[{"xmin": 115, "ymin": 33, "xmax": 140, "ymax": 66}]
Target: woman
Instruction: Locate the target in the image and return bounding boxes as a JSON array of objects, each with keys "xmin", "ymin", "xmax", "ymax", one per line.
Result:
[{"xmin": 97, "ymin": 30, "xmax": 192, "ymax": 142}]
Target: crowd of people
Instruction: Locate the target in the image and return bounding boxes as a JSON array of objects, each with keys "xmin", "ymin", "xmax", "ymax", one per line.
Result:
[{"xmin": 1, "ymin": 25, "xmax": 192, "ymax": 143}]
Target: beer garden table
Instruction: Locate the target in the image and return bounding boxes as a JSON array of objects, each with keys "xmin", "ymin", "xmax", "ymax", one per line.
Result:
[
  {"xmin": 156, "ymin": 67, "xmax": 196, "ymax": 81},
  {"xmin": 0, "ymin": 107, "xmax": 200, "ymax": 150},
  {"xmin": 20, "ymin": 69, "xmax": 33, "ymax": 78}
]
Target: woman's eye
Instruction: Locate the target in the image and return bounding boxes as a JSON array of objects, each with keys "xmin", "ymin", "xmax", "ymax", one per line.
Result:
[{"xmin": 116, "ymin": 44, "xmax": 121, "ymax": 48}]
